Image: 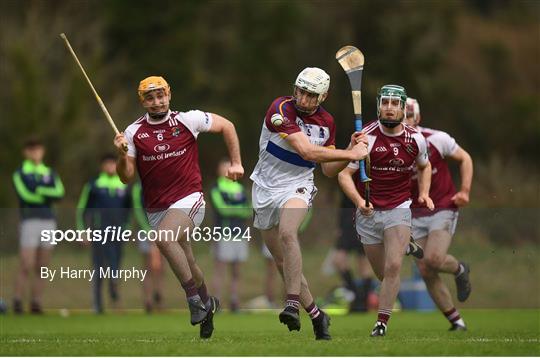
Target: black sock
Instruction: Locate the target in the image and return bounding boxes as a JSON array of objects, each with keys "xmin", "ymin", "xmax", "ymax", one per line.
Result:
[{"xmin": 340, "ymin": 270, "xmax": 356, "ymax": 292}]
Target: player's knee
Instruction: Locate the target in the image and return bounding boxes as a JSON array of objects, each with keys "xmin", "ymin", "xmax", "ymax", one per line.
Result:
[
  {"xmin": 20, "ymin": 265, "xmax": 32, "ymax": 276},
  {"xmin": 425, "ymin": 254, "xmax": 444, "ymax": 270},
  {"xmin": 384, "ymin": 260, "xmax": 402, "ymax": 277},
  {"xmin": 332, "ymin": 252, "xmax": 347, "ymax": 270},
  {"xmin": 416, "ymin": 260, "xmax": 435, "ymax": 278},
  {"xmin": 20, "ymin": 260, "xmax": 35, "ymax": 275},
  {"xmin": 278, "ymin": 229, "xmax": 298, "ymax": 244},
  {"xmin": 33, "ymin": 264, "xmax": 43, "ymax": 276},
  {"xmin": 273, "ymin": 258, "xmax": 284, "ymax": 272}
]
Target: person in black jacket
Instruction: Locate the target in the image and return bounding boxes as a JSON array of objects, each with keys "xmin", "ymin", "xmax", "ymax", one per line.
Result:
[
  {"xmin": 12, "ymin": 138, "xmax": 65, "ymax": 314},
  {"xmin": 77, "ymin": 154, "xmax": 131, "ymax": 313}
]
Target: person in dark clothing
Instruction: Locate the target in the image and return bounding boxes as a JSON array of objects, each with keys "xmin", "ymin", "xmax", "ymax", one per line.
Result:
[
  {"xmin": 210, "ymin": 159, "xmax": 252, "ymax": 312},
  {"xmin": 12, "ymin": 138, "xmax": 65, "ymax": 314},
  {"xmin": 77, "ymin": 154, "xmax": 131, "ymax": 313},
  {"xmin": 332, "ymin": 192, "xmax": 374, "ymax": 312}
]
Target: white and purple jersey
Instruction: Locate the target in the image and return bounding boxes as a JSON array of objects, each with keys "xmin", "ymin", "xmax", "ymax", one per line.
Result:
[
  {"xmin": 124, "ymin": 110, "xmax": 212, "ymax": 212},
  {"xmin": 250, "ymin": 96, "xmax": 336, "ymax": 190}
]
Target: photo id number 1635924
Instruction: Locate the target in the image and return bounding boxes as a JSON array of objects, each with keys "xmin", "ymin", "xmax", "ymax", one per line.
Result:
[{"xmin": 185, "ymin": 226, "xmax": 251, "ymax": 242}]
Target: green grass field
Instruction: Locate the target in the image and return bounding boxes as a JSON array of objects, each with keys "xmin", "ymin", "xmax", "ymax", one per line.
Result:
[{"xmin": 1, "ymin": 309, "xmax": 539, "ymax": 356}]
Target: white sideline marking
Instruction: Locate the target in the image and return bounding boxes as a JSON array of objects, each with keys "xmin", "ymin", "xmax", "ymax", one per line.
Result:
[{"xmin": 7, "ymin": 337, "xmax": 539, "ymax": 344}]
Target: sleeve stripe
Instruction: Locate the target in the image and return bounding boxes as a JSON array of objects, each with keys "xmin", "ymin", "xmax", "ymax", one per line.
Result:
[
  {"xmin": 12, "ymin": 172, "xmax": 45, "ymax": 204},
  {"xmin": 278, "ymin": 98, "xmax": 295, "ymax": 118}
]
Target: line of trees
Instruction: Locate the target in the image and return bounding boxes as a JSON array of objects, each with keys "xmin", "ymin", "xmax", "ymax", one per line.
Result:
[{"xmin": 1, "ymin": 0, "xmax": 539, "ymax": 208}]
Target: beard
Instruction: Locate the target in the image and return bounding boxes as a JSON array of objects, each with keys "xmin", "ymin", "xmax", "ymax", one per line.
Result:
[
  {"xmin": 148, "ymin": 111, "xmax": 168, "ymax": 120},
  {"xmin": 379, "ymin": 118, "xmax": 402, "ymax": 128}
]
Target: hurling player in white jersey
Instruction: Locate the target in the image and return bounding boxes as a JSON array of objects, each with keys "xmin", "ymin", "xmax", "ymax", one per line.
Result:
[
  {"xmin": 250, "ymin": 67, "xmax": 368, "ymax": 340},
  {"xmin": 405, "ymin": 98, "xmax": 473, "ymax": 331},
  {"xmin": 338, "ymin": 85, "xmax": 434, "ymax": 337},
  {"xmin": 114, "ymin": 76, "xmax": 244, "ymax": 339}
]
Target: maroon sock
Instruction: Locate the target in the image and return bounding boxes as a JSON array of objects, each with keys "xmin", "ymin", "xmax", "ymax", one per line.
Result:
[
  {"xmin": 198, "ymin": 281, "xmax": 209, "ymax": 305},
  {"xmin": 305, "ymin": 301, "xmax": 321, "ymax": 320},
  {"xmin": 444, "ymin": 307, "xmax": 461, "ymax": 324},
  {"xmin": 181, "ymin": 278, "xmax": 198, "ymax": 299},
  {"xmin": 377, "ymin": 308, "xmax": 392, "ymax": 325},
  {"xmin": 285, "ymin": 294, "xmax": 300, "ymax": 313}
]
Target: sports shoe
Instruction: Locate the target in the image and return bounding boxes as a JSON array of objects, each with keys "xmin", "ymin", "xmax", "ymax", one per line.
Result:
[
  {"xmin": 312, "ymin": 310, "xmax": 331, "ymax": 340},
  {"xmin": 449, "ymin": 323, "xmax": 467, "ymax": 331},
  {"xmin": 455, "ymin": 262, "xmax": 471, "ymax": 302},
  {"xmin": 370, "ymin": 321, "xmax": 387, "ymax": 337},
  {"xmin": 13, "ymin": 299, "xmax": 23, "ymax": 315},
  {"xmin": 188, "ymin": 296, "xmax": 208, "ymax": 325},
  {"xmin": 200, "ymin": 296, "xmax": 220, "ymax": 339},
  {"xmin": 30, "ymin": 301, "xmax": 43, "ymax": 315},
  {"xmin": 279, "ymin": 307, "xmax": 301, "ymax": 331},
  {"xmin": 406, "ymin": 237, "xmax": 424, "ymax": 259}
]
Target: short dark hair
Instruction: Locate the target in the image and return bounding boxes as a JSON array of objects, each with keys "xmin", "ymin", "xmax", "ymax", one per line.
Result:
[
  {"xmin": 100, "ymin": 153, "xmax": 117, "ymax": 163},
  {"xmin": 24, "ymin": 137, "xmax": 44, "ymax": 149}
]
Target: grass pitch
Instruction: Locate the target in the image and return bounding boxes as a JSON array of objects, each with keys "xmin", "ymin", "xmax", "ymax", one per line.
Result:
[{"xmin": 1, "ymin": 309, "xmax": 538, "ymax": 356}]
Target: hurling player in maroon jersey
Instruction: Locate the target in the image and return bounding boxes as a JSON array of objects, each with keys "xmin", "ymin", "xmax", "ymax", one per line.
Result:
[
  {"xmin": 338, "ymin": 85, "xmax": 434, "ymax": 337},
  {"xmin": 114, "ymin": 76, "xmax": 243, "ymax": 339},
  {"xmin": 406, "ymin": 98, "xmax": 473, "ymax": 331}
]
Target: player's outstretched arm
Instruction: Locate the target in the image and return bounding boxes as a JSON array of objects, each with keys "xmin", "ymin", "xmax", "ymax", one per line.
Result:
[
  {"xmin": 448, "ymin": 147, "xmax": 473, "ymax": 207},
  {"xmin": 320, "ymin": 132, "xmax": 368, "ymax": 177},
  {"xmin": 416, "ymin": 161, "xmax": 434, "ymax": 210},
  {"xmin": 338, "ymin": 166, "xmax": 373, "ymax": 216},
  {"xmin": 286, "ymin": 132, "xmax": 367, "ymax": 167},
  {"xmin": 114, "ymin": 132, "xmax": 137, "ymax": 184},
  {"xmin": 208, "ymin": 113, "xmax": 244, "ymax": 180}
]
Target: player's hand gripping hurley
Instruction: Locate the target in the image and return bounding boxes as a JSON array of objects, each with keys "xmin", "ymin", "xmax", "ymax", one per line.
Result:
[
  {"xmin": 60, "ymin": 33, "xmax": 127, "ymax": 151},
  {"xmin": 336, "ymin": 45, "xmax": 371, "ymax": 206}
]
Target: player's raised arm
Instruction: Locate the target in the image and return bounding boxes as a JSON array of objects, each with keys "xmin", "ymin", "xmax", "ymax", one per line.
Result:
[
  {"xmin": 208, "ymin": 113, "xmax": 244, "ymax": 180},
  {"xmin": 320, "ymin": 131, "xmax": 368, "ymax": 177},
  {"xmin": 448, "ymin": 147, "xmax": 473, "ymax": 207},
  {"xmin": 114, "ymin": 132, "xmax": 137, "ymax": 184}
]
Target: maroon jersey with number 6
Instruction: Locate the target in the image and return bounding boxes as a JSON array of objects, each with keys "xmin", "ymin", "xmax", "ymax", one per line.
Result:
[{"xmin": 124, "ymin": 110, "xmax": 212, "ymax": 212}]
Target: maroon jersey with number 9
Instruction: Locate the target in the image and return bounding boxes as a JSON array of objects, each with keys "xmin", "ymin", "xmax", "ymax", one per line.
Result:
[{"xmin": 348, "ymin": 121, "xmax": 429, "ymax": 210}]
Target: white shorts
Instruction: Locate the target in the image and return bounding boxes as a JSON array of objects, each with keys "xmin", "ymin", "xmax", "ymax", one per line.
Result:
[
  {"xmin": 252, "ymin": 182, "xmax": 317, "ymax": 230},
  {"xmin": 355, "ymin": 208, "xmax": 411, "ymax": 245},
  {"xmin": 213, "ymin": 239, "xmax": 249, "ymax": 263},
  {"xmin": 411, "ymin": 210, "xmax": 459, "ymax": 240},
  {"xmin": 20, "ymin": 219, "xmax": 57, "ymax": 249},
  {"xmin": 147, "ymin": 192, "xmax": 206, "ymax": 229},
  {"xmin": 261, "ymin": 243, "xmax": 273, "ymax": 259}
]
